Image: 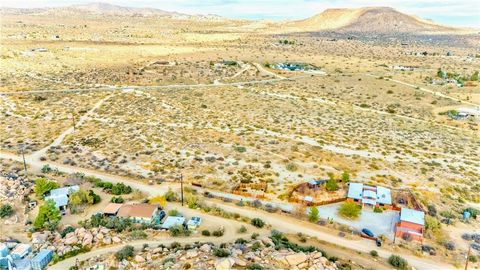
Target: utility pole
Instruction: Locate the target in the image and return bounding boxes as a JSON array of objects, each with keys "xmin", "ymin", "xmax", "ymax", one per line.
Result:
[
  {"xmin": 465, "ymin": 245, "xmax": 471, "ymax": 270},
  {"xmin": 180, "ymin": 173, "xmax": 184, "ymax": 206},
  {"xmin": 21, "ymin": 145, "xmax": 27, "ymax": 176},
  {"xmin": 72, "ymin": 111, "xmax": 76, "ymax": 132}
]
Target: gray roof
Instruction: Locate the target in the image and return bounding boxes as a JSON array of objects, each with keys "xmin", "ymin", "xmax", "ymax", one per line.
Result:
[
  {"xmin": 347, "ymin": 183, "xmax": 363, "ymax": 200},
  {"xmin": 376, "ymin": 186, "xmax": 392, "ymax": 205},
  {"xmin": 347, "ymin": 183, "xmax": 392, "ymax": 205},
  {"xmin": 161, "ymin": 216, "xmax": 185, "ymax": 229},
  {"xmin": 45, "ymin": 195, "xmax": 69, "ymax": 208},
  {"xmin": 49, "ymin": 185, "xmax": 79, "ymax": 197},
  {"xmin": 400, "ymin": 208, "xmax": 425, "ymax": 225}
]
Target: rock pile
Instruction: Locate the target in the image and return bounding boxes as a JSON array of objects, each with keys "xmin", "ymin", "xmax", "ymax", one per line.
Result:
[
  {"xmin": 83, "ymin": 239, "xmax": 340, "ymax": 270},
  {"xmin": 0, "ymin": 172, "xmax": 32, "ymax": 200},
  {"xmin": 31, "ymin": 227, "xmax": 122, "ymax": 256}
]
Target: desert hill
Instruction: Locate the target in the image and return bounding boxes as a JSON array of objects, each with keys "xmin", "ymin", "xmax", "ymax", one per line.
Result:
[
  {"xmin": 0, "ymin": 2, "xmax": 181, "ymax": 17},
  {"xmin": 64, "ymin": 2, "xmax": 179, "ymax": 16},
  {"xmin": 288, "ymin": 7, "xmax": 461, "ymax": 34}
]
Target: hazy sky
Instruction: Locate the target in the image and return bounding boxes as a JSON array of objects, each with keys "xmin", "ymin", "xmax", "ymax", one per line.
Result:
[{"xmin": 2, "ymin": 0, "xmax": 479, "ymax": 27}]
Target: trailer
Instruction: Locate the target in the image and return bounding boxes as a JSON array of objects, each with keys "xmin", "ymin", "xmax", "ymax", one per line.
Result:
[{"xmin": 31, "ymin": 249, "xmax": 53, "ymax": 270}]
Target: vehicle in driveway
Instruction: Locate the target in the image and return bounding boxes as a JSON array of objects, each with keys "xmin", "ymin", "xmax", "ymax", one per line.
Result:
[
  {"xmin": 375, "ymin": 239, "xmax": 382, "ymax": 247},
  {"xmin": 362, "ymin": 228, "xmax": 375, "ymax": 238}
]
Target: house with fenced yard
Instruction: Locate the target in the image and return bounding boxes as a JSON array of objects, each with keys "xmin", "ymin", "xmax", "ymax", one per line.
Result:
[{"xmin": 347, "ymin": 183, "xmax": 392, "ymax": 209}]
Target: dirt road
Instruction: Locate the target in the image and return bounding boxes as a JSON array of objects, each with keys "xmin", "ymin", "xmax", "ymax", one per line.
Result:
[
  {"xmin": 50, "ymin": 204, "xmax": 263, "ymax": 270},
  {"xmin": 0, "ymin": 152, "xmax": 455, "ymax": 270}
]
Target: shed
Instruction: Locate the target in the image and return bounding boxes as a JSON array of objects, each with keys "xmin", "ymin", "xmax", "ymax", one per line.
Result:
[
  {"xmin": 31, "ymin": 249, "xmax": 53, "ymax": 270},
  {"xmin": 399, "ymin": 208, "xmax": 425, "ymax": 225},
  {"xmin": 161, "ymin": 216, "xmax": 185, "ymax": 229}
]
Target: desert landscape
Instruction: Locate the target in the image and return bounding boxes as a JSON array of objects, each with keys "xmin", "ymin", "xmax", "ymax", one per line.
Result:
[{"xmin": 0, "ymin": 2, "xmax": 479, "ymax": 270}]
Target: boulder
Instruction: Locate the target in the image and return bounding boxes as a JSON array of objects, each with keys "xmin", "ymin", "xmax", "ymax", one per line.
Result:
[
  {"xmin": 82, "ymin": 233, "xmax": 93, "ymax": 246},
  {"xmin": 112, "ymin": 236, "xmax": 121, "ymax": 243},
  {"xmin": 96, "ymin": 233, "xmax": 104, "ymax": 240},
  {"xmin": 215, "ymin": 257, "xmax": 235, "ymax": 270},
  {"xmin": 200, "ymin": 244, "xmax": 211, "ymax": 253},
  {"xmin": 31, "ymin": 232, "xmax": 47, "ymax": 244},
  {"xmin": 134, "ymin": 255, "xmax": 145, "ymax": 263},
  {"xmin": 260, "ymin": 236, "xmax": 274, "ymax": 247},
  {"xmin": 103, "ymin": 236, "xmax": 112, "ymax": 245},
  {"xmin": 186, "ymin": 250, "xmax": 198, "ymax": 258},
  {"xmin": 64, "ymin": 235, "xmax": 78, "ymax": 245},
  {"xmin": 286, "ymin": 253, "xmax": 308, "ymax": 266},
  {"xmin": 233, "ymin": 258, "xmax": 246, "ymax": 267}
]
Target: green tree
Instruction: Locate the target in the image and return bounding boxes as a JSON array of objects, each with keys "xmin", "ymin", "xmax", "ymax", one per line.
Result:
[
  {"xmin": 251, "ymin": 218, "xmax": 265, "ymax": 228},
  {"xmin": 471, "ymin": 71, "xmax": 479, "ymax": 81},
  {"xmin": 341, "ymin": 171, "xmax": 350, "ymax": 182},
  {"xmin": 338, "ymin": 201, "xmax": 361, "ymax": 219},
  {"xmin": 0, "ymin": 204, "xmax": 13, "ymax": 218},
  {"xmin": 34, "ymin": 199, "xmax": 61, "ymax": 229},
  {"xmin": 116, "ymin": 245, "xmax": 134, "ymax": 261},
  {"xmin": 308, "ymin": 206, "xmax": 319, "ymax": 223},
  {"xmin": 326, "ymin": 176, "xmax": 338, "ymax": 192},
  {"xmin": 164, "ymin": 188, "xmax": 177, "ymax": 202},
  {"xmin": 388, "ymin": 255, "xmax": 408, "ymax": 270},
  {"xmin": 34, "ymin": 178, "xmax": 59, "ymax": 197}
]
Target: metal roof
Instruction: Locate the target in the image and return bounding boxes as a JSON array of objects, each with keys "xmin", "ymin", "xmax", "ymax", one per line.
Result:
[
  {"xmin": 45, "ymin": 195, "xmax": 69, "ymax": 208},
  {"xmin": 161, "ymin": 216, "xmax": 185, "ymax": 229},
  {"xmin": 376, "ymin": 186, "xmax": 392, "ymax": 205},
  {"xmin": 49, "ymin": 185, "xmax": 79, "ymax": 197},
  {"xmin": 400, "ymin": 208, "xmax": 425, "ymax": 226},
  {"xmin": 347, "ymin": 183, "xmax": 363, "ymax": 200}
]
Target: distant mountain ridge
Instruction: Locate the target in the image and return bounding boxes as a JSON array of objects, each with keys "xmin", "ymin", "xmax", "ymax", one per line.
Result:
[
  {"xmin": 1, "ymin": 3, "xmax": 472, "ymax": 34},
  {"xmin": 289, "ymin": 7, "xmax": 463, "ymax": 33},
  {"xmin": 66, "ymin": 2, "xmax": 179, "ymax": 16}
]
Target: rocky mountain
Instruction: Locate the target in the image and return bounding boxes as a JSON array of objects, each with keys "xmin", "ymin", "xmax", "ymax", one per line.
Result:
[
  {"xmin": 289, "ymin": 7, "xmax": 463, "ymax": 34},
  {"xmin": 64, "ymin": 2, "xmax": 179, "ymax": 16},
  {"xmin": 0, "ymin": 2, "xmax": 180, "ymax": 17}
]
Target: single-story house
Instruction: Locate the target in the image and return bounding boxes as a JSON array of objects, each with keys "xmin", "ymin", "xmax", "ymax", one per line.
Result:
[
  {"xmin": 102, "ymin": 203, "xmax": 124, "ymax": 216},
  {"xmin": 44, "ymin": 185, "xmax": 80, "ymax": 212},
  {"xmin": 395, "ymin": 208, "xmax": 425, "ymax": 242},
  {"xmin": 45, "ymin": 195, "xmax": 69, "ymax": 210},
  {"xmin": 10, "ymin": 244, "xmax": 32, "ymax": 260},
  {"xmin": 187, "ymin": 217, "xmax": 202, "ymax": 230},
  {"xmin": 117, "ymin": 203, "xmax": 159, "ymax": 223},
  {"xmin": 347, "ymin": 183, "xmax": 392, "ymax": 208},
  {"xmin": 161, "ymin": 216, "xmax": 185, "ymax": 229},
  {"xmin": 48, "ymin": 186, "xmax": 80, "ymax": 197}
]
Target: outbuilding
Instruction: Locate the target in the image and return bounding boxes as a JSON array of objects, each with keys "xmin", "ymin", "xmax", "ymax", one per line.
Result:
[
  {"xmin": 395, "ymin": 208, "xmax": 425, "ymax": 242},
  {"xmin": 161, "ymin": 216, "xmax": 185, "ymax": 229}
]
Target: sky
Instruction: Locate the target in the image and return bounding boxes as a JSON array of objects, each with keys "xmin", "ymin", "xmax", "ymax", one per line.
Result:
[{"xmin": 1, "ymin": 0, "xmax": 479, "ymax": 27}]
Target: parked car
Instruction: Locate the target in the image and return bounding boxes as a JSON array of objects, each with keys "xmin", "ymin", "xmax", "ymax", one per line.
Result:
[
  {"xmin": 361, "ymin": 228, "xmax": 374, "ymax": 238},
  {"xmin": 158, "ymin": 210, "xmax": 166, "ymax": 222},
  {"xmin": 375, "ymin": 239, "xmax": 382, "ymax": 247},
  {"xmin": 421, "ymin": 245, "xmax": 436, "ymax": 256}
]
